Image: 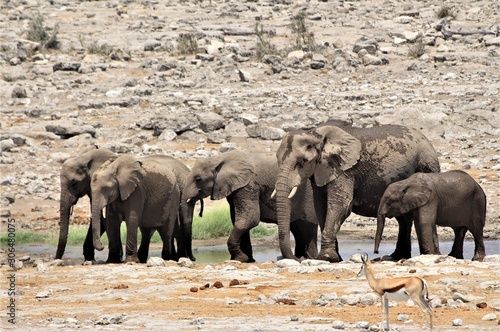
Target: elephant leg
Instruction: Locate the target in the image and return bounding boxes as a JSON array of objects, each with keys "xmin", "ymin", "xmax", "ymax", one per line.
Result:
[
  {"xmin": 158, "ymin": 219, "xmax": 177, "ymax": 261},
  {"xmin": 137, "ymin": 227, "xmax": 153, "ymax": 263},
  {"xmin": 391, "ymin": 214, "xmax": 413, "ymax": 260},
  {"xmin": 226, "ymin": 196, "xmax": 256, "ymax": 263},
  {"xmin": 449, "ymin": 227, "xmax": 466, "ymax": 259},
  {"xmin": 316, "ymin": 180, "xmax": 354, "ymax": 262},
  {"xmin": 124, "ymin": 220, "xmax": 140, "ymax": 263},
  {"xmin": 106, "ymin": 208, "xmax": 123, "ymax": 263},
  {"xmin": 470, "ymin": 227, "xmax": 486, "ymax": 261},
  {"xmin": 83, "ymin": 219, "xmax": 101, "ymax": 261},
  {"xmin": 414, "ymin": 213, "xmax": 441, "ymax": 256},
  {"xmin": 291, "ymin": 220, "xmax": 318, "ymax": 259}
]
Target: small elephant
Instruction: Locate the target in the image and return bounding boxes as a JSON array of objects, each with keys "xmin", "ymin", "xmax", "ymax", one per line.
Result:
[
  {"xmin": 184, "ymin": 150, "xmax": 319, "ymax": 262},
  {"xmin": 57, "ymin": 146, "xmax": 118, "ymax": 261},
  {"xmin": 275, "ymin": 124, "xmax": 440, "ymax": 262},
  {"xmin": 376, "ymin": 170, "xmax": 487, "ymax": 261},
  {"xmin": 90, "ymin": 155, "xmax": 181, "ymax": 263}
]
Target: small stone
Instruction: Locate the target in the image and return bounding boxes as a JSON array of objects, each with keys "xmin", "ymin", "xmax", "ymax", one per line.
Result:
[
  {"xmin": 332, "ymin": 320, "xmax": 345, "ymax": 329},
  {"xmin": 213, "ymin": 281, "xmax": 223, "ymax": 288},
  {"xmin": 178, "ymin": 257, "xmax": 193, "ymax": 268},
  {"xmin": 190, "ymin": 318, "xmax": 205, "ymax": 325},
  {"xmin": 290, "ymin": 315, "xmax": 299, "ymax": 321},
  {"xmin": 276, "ymin": 298, "xmax": 295, "ymax": 305},
  {"xmin": 482, "ymin": 313, "xmax": 497, "ymax": 321},
  {"xmin": 229, "ymin": 279, "xmax": 240, "ymax": 287},
  {"xmin": 190, "ymin": 287, "xmax": 198, "ymax": 292},
  {"xmin": 477, "ymin": 302, "xmax": 487, "ymax": 309},
  {"xmin": 146, "ymin": 257, "xmax": 165, "ymax": 267},
  {"xmin": 452, "ymin": 318, "xmax": 462, "ymax": 326}
]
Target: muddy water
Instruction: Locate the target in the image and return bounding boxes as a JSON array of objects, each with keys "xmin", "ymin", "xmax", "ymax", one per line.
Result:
[{"xmin": 16, "ymin": 239, "xmax": 499, "ymax": 265}]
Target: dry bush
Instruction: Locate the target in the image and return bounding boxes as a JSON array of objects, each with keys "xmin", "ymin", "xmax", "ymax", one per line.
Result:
[
  {"xmin": 176, "ymin": 33, "xmax": 199, "ymax": 55},
  {"xmin": 408, "ymin": 40, "xmax": 425, "ymax": 58},
  {"xmin": 27, "ymin": 13, "xmax": 60, "ymax": 49}
]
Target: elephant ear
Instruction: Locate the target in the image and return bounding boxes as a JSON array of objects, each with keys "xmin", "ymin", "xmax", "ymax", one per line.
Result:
[
  {"xmin": 313, "ymin": 126, "xmax": 361, "ymax": 187},
  {"xmin": 212, "ymin": 151, "xmax": 254, "ymax": 200},
  {"xmin": 115, "ymin": 156, "xmax": 144, "ymax": 201},
  {"xmin": 399, "ymin": 180, "xmax": 432, "ymax": 214}
]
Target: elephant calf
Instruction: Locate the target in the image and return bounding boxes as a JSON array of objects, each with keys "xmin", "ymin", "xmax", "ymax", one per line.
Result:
[{"xmin": 376, "ymin": 170, "xmax": 487, "ymax": 261}]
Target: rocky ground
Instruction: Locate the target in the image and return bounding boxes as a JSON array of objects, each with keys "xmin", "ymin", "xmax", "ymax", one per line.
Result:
[{"xmin": 1, "ymin": 0, "xmax": 499, "ymax": 330}]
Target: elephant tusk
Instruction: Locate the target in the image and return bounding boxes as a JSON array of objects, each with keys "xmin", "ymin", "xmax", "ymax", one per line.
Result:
[
  {"xmin": 288, "ymin": 186, "xmax": 298, "ymax": 199},
  {"xmin": 102, "ymin": 206, "xmax": 107, "ymax": 217},
  {"xmin": 69, "ymin": 205, "xmax": 74, "ymax": 216},
  {"xmin": 271, "ymin": 189, "xmax": 276, "ymax": 199},
  {"xmin": 186, "ymin": 198, "xmax": 191, "ymax": 203}
]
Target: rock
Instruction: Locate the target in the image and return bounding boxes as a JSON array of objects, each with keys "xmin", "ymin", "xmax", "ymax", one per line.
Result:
[
  {"xmin": 482, "ymin": 313, "xmax": 497, "ymax": 321},
  {"xmin": 290, "ymin": 315, "xmax": 299, "ymax": 321},
  {"xmin": 340, "ymin": 294, "xmax": 361, "ymax": 306},
  {"xmin": 332, "ymin": 320, "xmax": 345, "ymax": 329},
  {"xmin": 485, "ymin": 36, "xmax": 500, "ymax": 47},
  {"xmin": 35, "ymin": 289, "xmax": 52, "ymax": 298},
  {"xmin": 50, "ymin": 152, "xmax": 72, "ymax": 163},
  {"xmin": 360, "ymin": 293, "xmax": 378, "ymax": 305},
  {"xmin": 452, "ymin": 292, "xmax": 484, "ymax": 303},
  {"xmin": 0, "ymin": 139, "xmax": 15, "ymax": 152},
  {"xmin": 0, "ymin": 209, "xmax": 11, "ymax": 217},
  {"xmin": 158, "ymin": 129, "xmax": 177, "ymax": 141},
  {"xmin": 146, "ymin": 257, "xmax": 165, "ymax": 267},
  {"xmin": 397, "ymin": 314, "xmax": 410, "ymax": 322},
  {"xmin": 198, "ymin": 112, "xmax": 225, "ymax": 132},
  {"xmin": 178, "ymin": 257, "xmax": 193, "ymax": 268},
  {"xmin": 190, "ymin": 318, "xmax": 205, "ymax": 325},
  {"xmin": 276, "ymin": 259, "xmax": 300, "ymax": 268},
  {"xmin": 356, "ymin": 321, "xmax": 370, "ymax": 329},
  {"xmin": 144, "ymin": 41, "xmax": 161, "ymax": 51},
  {"xmin": 11, "ymin": 86, "xmax": 27, "ymax": 98},
  {"xmin": 353, "ymin": 37, "xmax": 379, "ymax": 55},
  {"xmin": 95, "ymin": 313, "xmax": 126, "ymax": 325},
  {"xmin": 287, "ymin": 50, "xmax": 305, "ymax": 60},
  {"xmin": 452, "ymin": 318, "xmax": 462, "ymax": 326},
  {"xmin": 53, "ymin": 62, "xmax": 81, "ymax": 72},
  {"xmin": 238, "ymin": 69, "xmax": 252, "ymax": 82},
  {"xmin": 45, "ymin": 122, "xmax": 97, "ymax": 138},
  {"xmin": 245, "ymin": 124, "xmax": 285, "ymax": 140},
  {"xmin": 240, "ymin": 113, "xmax": 259, "ymax": 126},
  {"xmin": 320, "ymin": 293, "xmax": 338, "ymax": 301}
]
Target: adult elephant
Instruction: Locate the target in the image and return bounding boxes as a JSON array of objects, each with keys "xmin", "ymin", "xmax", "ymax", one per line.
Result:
[
  {"xmin": 56, "ymin": 146, "xmax": 117, "ymax": 262},
  {"xmin": 375, "ymin": 170, "xmax": 486, "ymax": 261},
  {"xmin": 141, "ymin": 154, "xmax": 203, "ymax": 261},
  {"xmin": 275, "ymin": 124, "xmax": 440, "ymax": 262},
  {"xmin": 184, "ymin": 150, "xmax": 318, "ymax": 262},
  {"xmin": 90, "ymin": 155, "xmax": 180, "ymax": 263}
]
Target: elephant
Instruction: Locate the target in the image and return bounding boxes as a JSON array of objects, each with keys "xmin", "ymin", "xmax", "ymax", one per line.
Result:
[
  {"xmin": 138, "ymin": 154, "xmax": 204, "ymax": 261},
  {"xmin": 56, "ymin": 146, "xmax": 118, "ymax": 261},
  {"xmin": 183, "ymin": 149, "xmax": 319, "ymax": 262},
  {"xmin": 90, "ymin": 154, "xmax": 181, "ymax": 263},
  {"xmin": 375, "ymin": 170, "xmax": 487, "ymax": 261},
  {"xmin": 275, "ymin": 124, "xmax": 440, "ymax": 262}
]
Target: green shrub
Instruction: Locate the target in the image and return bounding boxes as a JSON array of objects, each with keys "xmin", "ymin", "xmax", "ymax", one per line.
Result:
[
  {"xmin": 436, "ymin": 4, "xmax": 456, "ymax": 19},
  {"xmin": 176, "ymin": 33, "xmax": 199, "ymax": 55},
  {"xmin": 255, "ymin": 22, "xmax": 279, "ymax": 59},
  {"xmin": 27, "ymin": 13, "xmax": 60, "ymax": 49},
  {"xmin": 289, "ymin": 11, "xmax": 317, "ymax": 52}
]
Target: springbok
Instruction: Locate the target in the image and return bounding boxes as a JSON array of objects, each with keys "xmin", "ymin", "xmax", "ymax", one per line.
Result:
[{"xmin": 357, "ymin": 253, "xmax": 433, "ymax": 331}]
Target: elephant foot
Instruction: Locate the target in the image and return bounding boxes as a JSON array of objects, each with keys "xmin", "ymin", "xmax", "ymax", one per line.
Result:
[
  {"xmin": 82, "ymin": 260, "xmax": 96, "ymax": 265},
  {"xmin": 317, "ymin": 249, "xmax": 342, "ymax": 263},
  {"xmin": 125, "ymin": 255, "xmax": 140, "ymax": 263},
  {"xmin": 189, "ymin": 254, "xmax": 197, "ymax": 262},
  {"xmin": 448, "ymin": 251, "xmax": 464, "ymax": 260},
  {"xmin": 390, "ymin": 250, "xmax": 411, "ymax": 261},
  {"xmin": 472, "ymin": 253, "xmax": 485, "ymax": 262},
  {"xmin": 230, "ymin": 252, "xmax": 255, "ymax": 263}
]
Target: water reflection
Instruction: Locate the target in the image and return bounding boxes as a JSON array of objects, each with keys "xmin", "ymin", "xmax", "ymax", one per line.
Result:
[{"xmin": 17, "ymin": 239, "xmax": 499, "ymax": 265}]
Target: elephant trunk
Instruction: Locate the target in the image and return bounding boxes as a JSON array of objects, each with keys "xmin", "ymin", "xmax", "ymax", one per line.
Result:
[
  {"xmin": 91, "ymin": 200, "xmax": 105, "ymax": 251},
  {"xmin": 56, "ymin": 190, "xmax": 77, "ymax": 259},
  {"xmin": 375, "ymin": 212, "xmax": 386, "ymax": 254},
  {"xmin": 275, "ymin": 168, "xmax": 298, "ymax": 260}
]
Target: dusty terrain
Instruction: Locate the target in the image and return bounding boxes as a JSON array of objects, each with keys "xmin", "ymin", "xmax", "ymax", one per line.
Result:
[{"xmin": 1, "ymin": 0, "xmax": 500, "ymax": 330}]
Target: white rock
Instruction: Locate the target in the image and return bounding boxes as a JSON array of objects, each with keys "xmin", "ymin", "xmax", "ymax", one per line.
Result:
[
  {"xmin": 482, "ymin": 313, "xmax": 497, "ymax": 321},
  {"xmin": 146, "ymin": 257, "xmax": 165, "ymax": 267},
  {"xmin": 452, "ymin": 318, "xmax": 462, "ymax": 326},
  {"xmin": 106, "ymin": 88, "xmax": 124, "ymax": 98},
  {"xmin": 276, "ymin": 259, "xmax": 300, "ymax": 268},
  {"xmin": 178, "ymin": 257, "xmax": 194, "ymax": 268}
]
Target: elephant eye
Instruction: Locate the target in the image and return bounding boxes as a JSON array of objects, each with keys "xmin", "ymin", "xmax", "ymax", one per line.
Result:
[{"xmin": 195, "ymin": 176, "xmax": 201, "ymax": 183}]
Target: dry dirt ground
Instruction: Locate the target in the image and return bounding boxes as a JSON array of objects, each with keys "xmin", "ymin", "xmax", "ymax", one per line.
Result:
[{"xmin": 3, "ymin": 252, "xmax": 500, "ymax": 331}]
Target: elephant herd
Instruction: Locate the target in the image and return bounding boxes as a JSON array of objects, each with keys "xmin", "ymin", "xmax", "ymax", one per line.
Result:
[{"xmin": 56, "ymin": 124, "xmax": 487, "ymax": 264}]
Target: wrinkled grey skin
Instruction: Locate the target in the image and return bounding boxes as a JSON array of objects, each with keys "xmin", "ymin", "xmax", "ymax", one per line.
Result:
[
  {"xmin": 139, "ymin": 154, "xmax": 203, "ymax": 261},
  {"xmin": 275, "ymin": 125, "xmax": 440, "ymax": 262},
  {"xmin": 57, "ymin": 147, "xmax": 118, "ymax": 261},
  {"xmin": 91, "ymin": 155, "xmax": 180, "ymax": 263},
  {"xmin": 184, "ymin": 150, "xmax": 318, "ymax": 262},
  {"xmin": 376, "ymin": 170, "xmax": 486, "ymax": 261}
]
